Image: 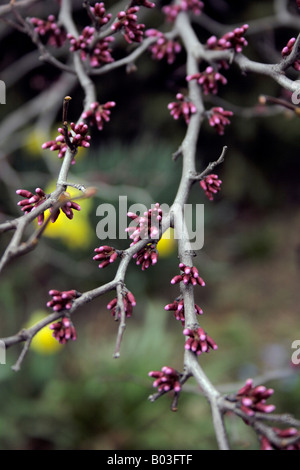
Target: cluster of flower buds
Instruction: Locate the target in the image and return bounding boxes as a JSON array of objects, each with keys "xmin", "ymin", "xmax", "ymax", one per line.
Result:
[
  {"xmin": 89, "ymin": 37, "xmax": 115, "ymax": 67},
  {"xmin": 181, "ymin": 0, "xmax": 204, "ymax": 14},
  {"xmin": 162, "ymin": 4, "xmax": 181, "ymax": 22},
  {"xmin": 42, "ymin": 122, "xmax": 90, "ymax": 163},
  {"xmin": 82, "ymin": 101, "xmax": 116, "ymax": 131},
  {"xmin": 133, "ymin": 243, "xmax": 158, "ymax": 270},
  {"xmin": 148, "ymin": 366, "xmax": 181, "ymax": 393},
  {"xmin": 68, "ymin": 26, "xmax": 94, "ymax": 54},
  {"xmin": 89, "ymin": 2, "xmax": 112, "ymax": 28},
  {"xmin": 207, "ymin": 107, "xmax": 233, "ymax": 135},
  {"xmin": 168, "ymin": 93, "xmax": 197, "ymax": 125},
  {"xmin": 236, "ymin": 378, "xmax": 276, "ymax": 417},
  {"xmin": 183, "ymin": 327, "xmax": 218, "ymax": 355},
  {"xmin": 126, "ymin": 203, "xmax": 163, "ymax": 245},
  {"xmin": 281, "ymin": 37, "xmax": 300, "ymax": 71},
  {"xmin": 163, "ymin": 0, "xmax": 204, "ymax": 22},
  {"xmin": 107, "ymin": 290, "xmax": 136, "ymax": 319},
  {"xmin": 146, "ymin": 29, "xmax": 181, "ymax": 64},
  {"xmin": 16, "ymin": 188, "xmax": 80, "ymax": 224},
  {"xmin": 200, "ymin": 174, "xmax": 222, "ymax": 201},
  {"xmin": 260, "ymin": 427, "xmax": 300, "ymax": 450},
  {"xmin": 171, "ymin": 263, "xmax": 205, "ymax": 287},
  {"xmin": 50, "ymin": 193, "xmax": 81, "ymax": 224},
  {"xmin": 49, "ymin": 317, "xmax": 77, "ymax": 344},
  {"xmin": 206, "ymin": 25, "xmax": 248, "ymax": 54},
  {"xmin": 68, "ymin": 27, "xmax": 114, "ymax": 67},
  {"xmin": 30, "ymin": 15, "xmax": 66, "ymax": 47},
  {"xmin": 187, "ymin": 67, "xmax": 227, "ymax": 95},
  {"xmin": 165, "ymin": 298, "xmax": 203, "ymax": 325},
  {"xmin": 93, "ymin": 245, "xmax": 119, "ymax": 268},
  {"xmin": 47, "ymin": 289, "xmax": 80, "ymax": 312},
  {"xmin": 16, "ymin": 188, "xmax": 47, "ymax": 225},
  {"xmin": 111, "ymin": 7, "xmax": 145, "ymax": 44}
]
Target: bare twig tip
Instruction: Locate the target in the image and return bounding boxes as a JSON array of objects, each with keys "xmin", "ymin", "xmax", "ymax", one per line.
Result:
[
  {"xmin": 84, "ymin": 187, "xmax": 98, "ymax": 198},
  {"xmin": 259, "ymin": 95, "xmax": 267, "ymax": 105}
]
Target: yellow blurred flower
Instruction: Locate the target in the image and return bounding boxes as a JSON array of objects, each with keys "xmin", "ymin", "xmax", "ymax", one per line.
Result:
[
  {"xmin": 26, "ymin": 310, "xmax": 62, "ymax": 355},
  {"xmin": 157, "ymin": 227, "xmax": 177, "ymax": 257},
  {"xmin": 39, "ymin": 181, "xmax": 94, "ymax": 249}
]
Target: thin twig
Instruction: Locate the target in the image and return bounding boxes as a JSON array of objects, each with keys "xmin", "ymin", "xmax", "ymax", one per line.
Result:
[{"xmin": 113, "ymin": 283, "xmax": 127, "ymax": 358}]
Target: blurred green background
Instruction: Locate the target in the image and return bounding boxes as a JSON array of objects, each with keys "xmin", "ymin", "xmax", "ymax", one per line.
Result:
[{"xmin": 0, "ymin": 0, "xmax": 300, "ymax": 450}]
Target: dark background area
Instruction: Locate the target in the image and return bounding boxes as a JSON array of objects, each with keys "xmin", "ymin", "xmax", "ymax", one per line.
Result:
[{"xmin": 0, "ymin": 0, "xmax": 299, "ymax": 450}]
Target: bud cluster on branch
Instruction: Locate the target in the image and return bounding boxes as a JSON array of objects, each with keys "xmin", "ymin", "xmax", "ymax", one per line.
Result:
[
  {"xmin": 93, "ymin": 245, "xmax": 119, "ymax": 268},
  {"xmin": 50, "ymin": 317, "xmax": 77, "ymax": 344},
  {"xmin": 165, "ymin": 298, "xmax": 203, "ymax": 325},
  {"xmin": 133, "ymin": 243, "xmax": 158, "ymax": 270},
  {"xmin": 260, "ymin": 427, "xmax": 300, "ymax": 450},
  {"xmin": 206, "ymin": 25, "xmax": 249, "ymax": 54},
  {"xmin": 148, "ymin": 366, "xmax": 181, "ymax": 393},
  {"xmin": 200, "ymin": 174, "xmax": 222, "ymax": 201},
  {"xmin": 126, "ymin": 203, "xmax": 163, "ymax": 244},
  {"xmin": 236, "ymin": 378, "xmax": 276, "ymax": 416},
  {"xmin": 162, "ymin": 0, "xmax": 204, "ymax": 22},
  {"xmin": 82, "ymin": 101, "xmax": 116, "ymax": 130},
  {"xmin": 187, "ymin": 67, "xmax": 227, "ymax": 95},
  {"xmin": 89, "ymin": 2, "xmax": 112, "ymax": 28},
  {"xmin": 16, "ymin": 188, "xmax": 47, "ymax": 225},
  {"xmin": 168, "ymin": 93, "xmax": 197, "ymax": 124},
  {"xmin": 30, "ymin": 14, "xmax": 66, "ymax": 47},
  {"xmin": 47, "ymin": 290, "xmax": 81, "ymax": 312},
  {"xmin": 68, "ymin": 27, "xmax": 115, "ymax": 67},
  {"xmin": 207, "ymin": 107, "xmax": 233, "ymax": 135},
  {"xmin": 146, "ymin": 29, "xmax": 182, "ymax": 64},
  {"xmin": 282, "ymin": 37, "xmax": 300, "ymax": 71},
  {"xmin": 111, "ymin": 7, "xmax": 145, "ymax": 44},
  {"xmin": 183, "ymin": 327, "xmax": 218, "ymax": 355},
  {"xmin": 16, "ymin": 188, "xmax": 81, "ymax": 224},
  {"xmin": 171, "ymin": 263, "xmax": 205, "ymax": 286}
]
